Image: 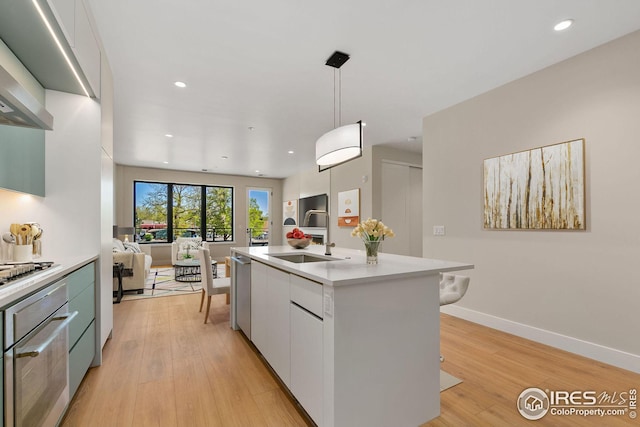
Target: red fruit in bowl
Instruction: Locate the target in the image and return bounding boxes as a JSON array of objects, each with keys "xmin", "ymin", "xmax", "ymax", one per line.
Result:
[
  {"xmin": 293, "ymin": 230, "xmax": 304, "ymax": 239},
  {"xmin": 286, "ymin": 231, "xmax": 294, "ymax": 238}
]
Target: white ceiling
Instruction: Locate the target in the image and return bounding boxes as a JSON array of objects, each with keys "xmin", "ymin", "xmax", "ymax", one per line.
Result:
[{"xmin": 86, "ymin": 0, "xmax": 640, "ymax": 179}]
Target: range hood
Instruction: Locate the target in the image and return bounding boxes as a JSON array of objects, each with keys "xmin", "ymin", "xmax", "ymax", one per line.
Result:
[{"xmin": 0, "ymin": 64, "xmax": 53, "ymax": 130}]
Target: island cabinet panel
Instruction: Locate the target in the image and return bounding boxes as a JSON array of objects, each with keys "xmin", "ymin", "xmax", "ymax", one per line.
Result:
[
  {"xmin": 250, "ymin": 262, "xmax": 291, "ymax": 387},
  {"xmin": 290, "ymin": 274, "xmax": 323, "ymax": 318},
  {"xmin": 264, "ymin": 266, "xmax": 291, "ymax": 387},
  {"xmin": 291, "ymin": 302, "xmax": 323, "ymax": 427}
]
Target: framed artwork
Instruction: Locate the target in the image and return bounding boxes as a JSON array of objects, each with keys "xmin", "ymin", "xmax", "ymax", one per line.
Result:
[
  {"xmin": 483, "ymin": 139, "xmax": 585, "ymax": 230},
  {"xmin": 338, "ymin": 189, "xmax": 360, "ymax": 227},
  {"xmin": 283, "ymin": 200, "xmax": 297, "ymax": 226}
]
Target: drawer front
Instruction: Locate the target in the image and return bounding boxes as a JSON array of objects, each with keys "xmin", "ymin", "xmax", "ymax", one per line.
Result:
[
  {"xmin": 69, "ymin": 284, "xmax": 95, "ymax": 347},
  {"xmin": 67, "ymin": 263, "xmax": 95, "ymax": 300},
  {"xmin": 69, "ymin": 320, "xmax": 95, "ymax": 398},
  {"xmin": 290, "ymin": 275, "xmax": 323, "ymax": 319}
]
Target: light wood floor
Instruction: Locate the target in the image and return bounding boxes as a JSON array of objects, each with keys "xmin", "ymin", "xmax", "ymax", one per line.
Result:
[{"xmin": 61, "ymin": 293, "xmax": 640, "ymax": 427}]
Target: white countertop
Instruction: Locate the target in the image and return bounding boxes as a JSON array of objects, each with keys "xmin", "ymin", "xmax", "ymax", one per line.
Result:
[
  {"xmin": 0, "ymin": 253, "xmax": 98, "ymax": 308},
  {"xmin": 231, "ymin": 245, "xmax": 473, "ymax": 286}
]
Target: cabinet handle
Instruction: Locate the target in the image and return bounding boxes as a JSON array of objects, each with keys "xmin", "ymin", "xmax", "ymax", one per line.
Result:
[
  {"xmin": 16, "ymin": 311, "xmax": 79, "ymax": 358},
  {"xmin": 231, "ymin": 256, "xmax": 251, "ymax": 265}
]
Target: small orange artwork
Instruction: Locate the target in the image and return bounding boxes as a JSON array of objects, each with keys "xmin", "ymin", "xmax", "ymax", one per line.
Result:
[{"xmin": 337, "ymin": 189, "xmax": 360, "ymax": 227}]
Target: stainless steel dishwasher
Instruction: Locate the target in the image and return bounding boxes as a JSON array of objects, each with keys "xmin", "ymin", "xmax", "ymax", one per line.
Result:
[{"xmin": 231, "ymin": 254, "xmax": 251, "ymax": 336}]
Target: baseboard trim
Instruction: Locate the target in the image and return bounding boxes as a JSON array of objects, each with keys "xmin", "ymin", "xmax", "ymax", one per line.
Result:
[{"xmin": 441, "ymin": 305, "xmax": 640, "ymax": 374}]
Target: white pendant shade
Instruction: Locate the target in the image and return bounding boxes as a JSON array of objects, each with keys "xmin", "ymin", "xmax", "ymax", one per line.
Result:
[{"xmin": 316, "ymin": 122, "xmax": 362, "ymax": 167}]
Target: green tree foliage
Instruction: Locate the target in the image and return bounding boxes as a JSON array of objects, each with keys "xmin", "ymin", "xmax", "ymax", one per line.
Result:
[
  {"xmin": 248, "ymin": 197, "xmax": 266, "ymax": 237},
  {"xmin": 206, "ymin": 187, "xmax": 233, "ymax": 240},
  {"xmin": 173, "ymin": 184, "xmax": 201, "ymax": 237},
  {"xmin": 135, "ymin": 183, "xmax": 168, "ymax": 226}
]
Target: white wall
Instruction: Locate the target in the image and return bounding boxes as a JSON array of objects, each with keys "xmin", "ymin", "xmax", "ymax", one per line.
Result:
[
  {"xmin": 423, "ymin": 30, "xmax": 640, "ymax": 372},
  {"xmin": 43, "ymin": 91, "xmax": 102, "ymax": 258}
]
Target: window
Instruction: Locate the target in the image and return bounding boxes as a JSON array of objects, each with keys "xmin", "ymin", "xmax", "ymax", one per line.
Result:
[
  {"xmin": 173, "ymin": 184, "xmax": 201, "ymax": 239},
  {"xmin": 134, "ymin": 182, "xmax": 168, "ymax": 242},
  {"xmin": 206, "ymin": 186, "xmax": 233, "ymax": 242},
  {"xmin": 134, "ymin": 181, "xmax": 234, "ymax": 243}
]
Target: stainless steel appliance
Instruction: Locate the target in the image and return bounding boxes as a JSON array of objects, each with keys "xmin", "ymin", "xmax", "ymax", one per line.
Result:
[
  {"xmin": 0, "ymin": 64, "xmax": 53, "ymax": 130},
  {"xmin": 0, "ymin": 261, "xmax": 57, "ymax": 286},
  {"xmin": 4, "ymin": 278, "xmax": 77, "ymax": 427},
  {"xmin": 231, "ymin": 255, "xmax": 251, "ymax": 336}
]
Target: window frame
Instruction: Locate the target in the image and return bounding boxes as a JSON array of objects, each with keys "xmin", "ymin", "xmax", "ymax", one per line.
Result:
[{"xmin": 133, "ymin": 180, "xmax": 234, "ymax": 244}]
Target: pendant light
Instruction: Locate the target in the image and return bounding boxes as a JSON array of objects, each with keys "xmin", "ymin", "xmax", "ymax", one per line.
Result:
[{"xmin": 316, "ymin": 51, "xmax": 363, "ymax": 171}]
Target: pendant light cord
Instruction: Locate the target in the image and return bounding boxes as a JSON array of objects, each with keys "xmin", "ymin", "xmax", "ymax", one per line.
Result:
[
  {"xmin": 333, "ymin": 69, "xmax": 336, "ymax": 129},
  {"xmin": 339, "ymin": 68, "xmax": 342, "ymax": 127},
  {"xmin": 332, "ymin": 68, "xmax": 343, "ymax": 129}
]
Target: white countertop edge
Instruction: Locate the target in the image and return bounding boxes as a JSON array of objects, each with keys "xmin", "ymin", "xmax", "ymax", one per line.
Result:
[
  {"xmin": 231, "ymin": 245, "xmax": 473, "ymax": 286},
  {"xmin": 0, "ymin": 253, "xmax": 99, "ymax": 308}
]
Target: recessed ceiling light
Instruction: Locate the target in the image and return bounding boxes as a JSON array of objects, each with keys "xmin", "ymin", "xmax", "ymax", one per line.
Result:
[
  {"xmin": 408, "ymin": 136, "xmax": 418, "ymax": 142},
  {"xmin": 255, "ymin": 170, "xmax": 260, "ymax": 173},
  {"xmin": 174, "ymin": 81, "xmax": 187, "ymax": 88},
  {"xmin": 248, "ymin": 126, "xmax": 255, "ymax": 131},
  {"xmin": 165, "ymin": 134, "xmax": 173, "ymax": 138},
  {"xmin": 221, "ymin": 155, "xmax": 228, "ymax": 160},
  {"xmin": 163, "ymin": 161, "xmax": 169, "ymax": 164},
  {"xmin": 288, "ymin": 150, "xmax": 294, "ymax": 154},
  {"xmin": 554, "ymin": 19, "xmax": 573, "ymax": 31}
]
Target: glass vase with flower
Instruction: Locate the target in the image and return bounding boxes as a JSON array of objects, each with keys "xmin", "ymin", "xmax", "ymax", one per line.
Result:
[{"xmin": 350, "ymin": 218, "xmax": 395, "ymax": 264}]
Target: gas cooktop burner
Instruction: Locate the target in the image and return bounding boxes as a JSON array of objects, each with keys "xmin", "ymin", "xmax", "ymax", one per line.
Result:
[{"xmin": 0, "ymin": 261, "xmax": 57, "ymax": 286}]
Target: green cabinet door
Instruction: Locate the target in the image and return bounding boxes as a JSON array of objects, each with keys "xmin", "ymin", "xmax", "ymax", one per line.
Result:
[{"xmin": 0, "ymin": 124, "xmax": 45, "ymax": 196}]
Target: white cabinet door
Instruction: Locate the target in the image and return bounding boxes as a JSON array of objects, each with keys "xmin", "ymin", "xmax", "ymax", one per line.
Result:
[
  {"xmin": 265, "ymin": 266, "xmax": 291, "ymax": 387},
  {"xmin": 73, "ymin": 0, "xmax": 101, "ymax": 98},
  {"xmin": 47, "ymin": 0, "xmax": 75, "ymax": 45},
  {"xmin": 291, "ymin": 303, "xmax": 323, "ymax": 427},
  {"xmin": 250, "ymin": 262, "xmax": 268, "ymax": 354}
]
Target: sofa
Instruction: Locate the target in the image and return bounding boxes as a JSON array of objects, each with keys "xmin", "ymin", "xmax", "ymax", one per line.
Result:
[{"xmin": 112, "ymin": 238, "xmax": 152, "ymax": 293}]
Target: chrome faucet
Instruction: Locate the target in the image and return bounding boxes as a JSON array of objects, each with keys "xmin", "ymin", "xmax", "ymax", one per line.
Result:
[{"xmin": 303, "ymin": 209, "xmax": 335, "ymax": 255}]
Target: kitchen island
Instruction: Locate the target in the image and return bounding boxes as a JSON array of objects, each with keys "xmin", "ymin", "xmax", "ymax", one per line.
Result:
[{"xmin": 230, "ymin": 245, "xmax": 472, "ymax": 427}]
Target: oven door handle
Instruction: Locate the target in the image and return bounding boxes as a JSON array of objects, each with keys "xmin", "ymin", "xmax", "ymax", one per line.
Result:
[{"xmin": 16, "ymin": 311, "xmax": 79, "ymax": 358}]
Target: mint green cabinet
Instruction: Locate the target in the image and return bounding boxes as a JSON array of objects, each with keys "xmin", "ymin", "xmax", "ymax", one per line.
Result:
[
  {"xmin": 0, "ymin": 124, "xmax": 45, "ymax": 196},
  {"xmin": 67, "ymin": 262, "xmax": 96, "ymax": 397},
  {"xmin": 69, "ymin": 320, "xmax": 95, "ymax": 397}
]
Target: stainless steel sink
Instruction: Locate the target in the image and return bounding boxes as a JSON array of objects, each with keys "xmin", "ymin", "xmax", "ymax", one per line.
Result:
[{"xmin": 269, "ymin": 253, "xmax": 339, "ymax": 263}]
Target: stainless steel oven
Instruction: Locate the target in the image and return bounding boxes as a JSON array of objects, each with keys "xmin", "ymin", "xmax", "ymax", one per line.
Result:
[{"xmin": 4, "ymin": 279, "xmax": 77, "ymax": 427}]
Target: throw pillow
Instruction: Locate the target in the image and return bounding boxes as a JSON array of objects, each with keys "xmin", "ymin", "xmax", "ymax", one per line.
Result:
[
  {"xmin": 113, "ymin": 238, "xmax": 125, "ymax": 253},
  {"xmin": 123, "ymin": 242, "xmax": 141, "ymax": 253}
]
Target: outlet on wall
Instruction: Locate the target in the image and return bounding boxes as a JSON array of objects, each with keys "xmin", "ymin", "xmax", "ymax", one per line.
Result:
[{"xmin": 433, "ymin": 225, "xmax": 445, "ymax": 236}]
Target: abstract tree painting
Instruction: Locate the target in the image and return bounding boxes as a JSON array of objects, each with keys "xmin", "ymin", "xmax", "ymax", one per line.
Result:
[{"xmin": 484, "ymin": 139, "xmax": 585, "ymax": 230}]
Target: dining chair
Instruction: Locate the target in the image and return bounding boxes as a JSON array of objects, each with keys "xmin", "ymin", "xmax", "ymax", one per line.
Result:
[
  {"xmin": 198, "ymin": 248, "xmax": 230, "ymax": 324},
  {"xmin": 439, "ymin": 273, "xmax": 470, "ymax": 361}
]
